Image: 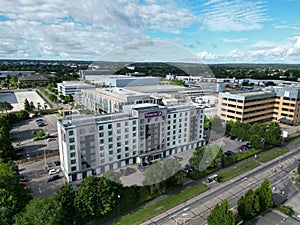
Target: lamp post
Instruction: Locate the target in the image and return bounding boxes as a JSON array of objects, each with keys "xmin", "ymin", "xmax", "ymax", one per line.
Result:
[{"xmin": 117, "ymin": 194, "xmax": 120, "ymax": 224}]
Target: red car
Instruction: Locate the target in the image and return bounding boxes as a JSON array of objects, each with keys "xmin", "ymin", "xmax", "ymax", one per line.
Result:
[{"xmin": 19, "ymin": 181, "xmax": 28, "ymax": 186}]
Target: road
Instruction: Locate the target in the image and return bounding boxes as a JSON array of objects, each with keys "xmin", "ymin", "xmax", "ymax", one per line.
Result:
[{"xmin": 141, "ymin": 148, "xmax": 300, "ymax": 225}]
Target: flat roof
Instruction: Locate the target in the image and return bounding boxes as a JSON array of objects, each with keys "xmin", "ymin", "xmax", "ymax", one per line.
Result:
[{"xmin": 124, "ymin": 85, "xmax": 186, "ymax": 93}]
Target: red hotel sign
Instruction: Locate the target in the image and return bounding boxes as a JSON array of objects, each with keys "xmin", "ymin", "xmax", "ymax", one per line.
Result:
[{"xmin": 144, "ymin": 111, "xmax": 162, "ymax": 118}]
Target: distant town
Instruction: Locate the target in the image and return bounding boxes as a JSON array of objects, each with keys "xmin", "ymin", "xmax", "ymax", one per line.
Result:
[{"xmin": 1, "ymin": 60, "xmax": 300, "ymax": 225}]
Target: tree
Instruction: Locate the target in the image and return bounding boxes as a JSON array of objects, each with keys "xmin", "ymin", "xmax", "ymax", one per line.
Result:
[
  {"xmin": 14, "ymin": 196, "xmax": 64, "ymax": 225},
  {"xmin": 256, "ymin": 178, "xmax": 273, "ymax": 211},
  {"xmin": 298, "ymin": 163, "xmax": 300, "ymax": 175},
  {"xmin": 238, "ymin": 189, "xmax": 260, "ymax": 220},
  {"xmin": 74, "ymin": 176, "xmax": 119, "ymax": 220},
  {"xmin": 207, "ymin": 199, "xmax": 235, "ymax": 225},
  {"xmin": 189, "ymin": 145, "xmax": 223, "ymax": 171},
  {"xmin": 0, "ymin": 162, "xmax": 31, "ymax": 224},
  {"xmin": 204, "ymin": 115, "xmax": 211, "ymax": 129},
  {"xmin": 29, "ymin": 101, "xmax": 35, "ymax": 112},
  {"xmin": 36, "ymin": 129, "xmax": 45, "ymax": 139},
  {"xmin": 143, "ymin": 159, "xmax": 183, "ymax": 195},
  {"xmin": 0, "ymin": 102, "xmax": 13, "ymax": 113},
  {"xmin": 23, "ymin": 98, "xmax": 30, "ymax": 112},
  {"xmin": 57, "ymin": 183, "xmax": 77, "ymax": 225}
]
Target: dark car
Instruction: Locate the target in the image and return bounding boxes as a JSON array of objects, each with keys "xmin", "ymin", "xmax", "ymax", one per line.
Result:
[
  {"xmin": 15, "ymin": 147, "xmax": 24, "ymax": 152},
  {"xmin": 48, "ymin": 174, "xmax": 59, "ymax": 182},
  {"xmin": 225, "ymin": 150, "xmax": 236, "ymax": 156}
]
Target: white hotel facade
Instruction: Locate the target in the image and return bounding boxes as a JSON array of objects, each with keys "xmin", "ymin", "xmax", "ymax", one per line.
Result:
[{"xmin": 58, "ymin": 103, "xmax": 205, "ymax": 182}]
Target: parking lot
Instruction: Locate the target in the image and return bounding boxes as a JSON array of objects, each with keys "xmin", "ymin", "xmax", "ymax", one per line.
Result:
[
  {"xmin": 10, "ymin": 114, "xmax": 59, "ymax": 159},
  {"xmin": 18, "ymin": 155, "xmax": 66, "ymax": 197}
]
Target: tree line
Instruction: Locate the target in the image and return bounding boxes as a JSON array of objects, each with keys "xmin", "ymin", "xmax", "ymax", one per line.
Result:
[{"xmin": 208, "ymin": 178, "xmax": 273, "ymax": 225}]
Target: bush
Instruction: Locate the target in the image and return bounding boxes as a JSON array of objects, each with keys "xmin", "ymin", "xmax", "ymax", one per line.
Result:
[
  {"xmin": 277, "ymin": 205, "xmax": 293, "ymax": 215},
  {"xmin": 284, "ymin": 134, "xmax": 300, "ymax": 142},
  {"xmin": 188, "ymin": 168, "xmax": 218, "ymax": 180}
]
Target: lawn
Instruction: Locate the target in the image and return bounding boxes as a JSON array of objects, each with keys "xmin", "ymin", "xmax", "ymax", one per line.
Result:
[
  {"xmin": 218, "ymin": 160, "xmax": 260, "ymax": 182},
  {"xmin": 112, "ymin": 183, "xmax": 209, "ymax": 225},
  {"xmin": 256, "ymin": 148, "xmax": 289, "ymax": 163}
]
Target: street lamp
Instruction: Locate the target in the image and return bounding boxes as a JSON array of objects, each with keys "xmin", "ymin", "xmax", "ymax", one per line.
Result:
[{"xmin": 117, "ymin": 194, "xmax": 120, "ymax": 224}]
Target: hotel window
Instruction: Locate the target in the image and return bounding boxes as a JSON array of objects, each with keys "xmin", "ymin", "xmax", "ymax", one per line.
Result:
[
  {"xmin": 108, "ymin": 124, "xmax": 112, "ymax": 129},
  {"xmin": 79, "ymin": 129, "xmax": 85, "ymax": 135},
  {"xmin": 99, "ymin": 132, "xmax": 104, "ymax": 137},
  {"xmin": 132, "ymin": 126, "xmax": 136, "ymax": 131},
  {"xmin": 100, "ymin": 152, "xmax": 104, "ymax": 157},
  {"xmin": 125, "ymin": 122, "xmax": 128, "ymax": 126},
  {"xmin": 99, "ymin": 125, "xmax": 104, "ymax": 130},
  {"xmin": 69, "ymin": 130, "xmax": 74, "ymax": 136},
  {"xmin": 89, "ymin": 127, "xmax": 95, "ymax": 133},
  {"xmin": 100, "ymin": 146, "xmax": 104, "ymax": 151},
  {"xmin": 117, "ymin": 148, "xmax": 121, "ymax": 153},
  {"xmin": 71, "ymin": 166, "xmax": 76, "ymax": 172},
  {"xmin": 132, "ymin": 120, "xmax": 136, "ymax": 125},
  {"xmin": 69, "ymin": 137, "xmax": 75, "ymax": 143},
  {"xmin": 108, "ymin": 131, "xmax": 113, "ymax": 136},
  {"xmin": 71, "ymin": 159, "xmax": 76, "ymax": 164},
  {"xmin": 125, "ymin": 153, "xmax": 129, "ymax": 157},
  {"xmin": 80, "ymin": 136, "xmax": 85, "ymax": 142},
  {"xmin": 109, "ymin": 150, "xmax": 113, "ymax": 155},
  {"xmin": 117, "ymin": 155, "xmax": 121, "ymax": 159},
  {"xmin": 70, "ymin": 145, "xmax": 75, "ymax": 151},
  {"xmin": 140, "ymin": 119, "xmax": 144, "ymax": 124},
  {"xmin": 108, "ymin": 137, "xmax": 113, "ymax": 142},
  {"xmin": 117, "ymin": 123, "xmax": 121, "ymax": 128},
  {"xmin": 109, "ymin": 144, "xmax": 113, "ymax": 149},
  {"xmin": 100, "ymin": 159, "xmax": 105, "ymax": 164},
  {"xmin": 70, "ymin": 152, "xmax": 76, "ymax": 158}
]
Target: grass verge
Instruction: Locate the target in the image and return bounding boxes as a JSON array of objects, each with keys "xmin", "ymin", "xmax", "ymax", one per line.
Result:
[
  {"xmin": 218, "ymin": 160, "xmax": 260, "ymax": 182},
  {"xmin": 112, "ymin": 183, "xmax": 209, "ymax": 225},
  {"xmin": 256, "ymin": 148, "xmax": 289, "ymax": 163}
]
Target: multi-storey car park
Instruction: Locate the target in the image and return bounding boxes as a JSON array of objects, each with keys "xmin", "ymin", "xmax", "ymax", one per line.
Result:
[{"xmin": 57, "ymin": 103, "xmax": 205, "ymax": 182}]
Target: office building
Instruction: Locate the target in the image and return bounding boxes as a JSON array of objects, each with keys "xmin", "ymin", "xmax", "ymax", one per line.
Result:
[
  {"xmin": 217, "ymin": 87, "xmax": 300, "ymax": 125},
  {"xmin": 57, "ymin": 81, "xmax": 95, "ymax": 96}
]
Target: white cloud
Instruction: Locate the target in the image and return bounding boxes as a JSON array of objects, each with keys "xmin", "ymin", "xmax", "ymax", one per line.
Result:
[
  {"xmin": 0, "ymin": 0, "xmax": 197, "ymax": 59},
  {"xmin": 223, "ymin": 38, "xmax": 248, "ymax": 43},
  {"xmin": 197, "ymin": 36, "xmax": 300, "ymax": 63},
  {"xmin": 200, "ymin": 0, "xmax": 269, "ymax": 31}
]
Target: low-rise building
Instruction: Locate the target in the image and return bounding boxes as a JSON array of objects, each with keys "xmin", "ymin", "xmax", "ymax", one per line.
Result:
[{"xmin": 57, "ymin": 81, "xmax": 95, "ymax": 96}]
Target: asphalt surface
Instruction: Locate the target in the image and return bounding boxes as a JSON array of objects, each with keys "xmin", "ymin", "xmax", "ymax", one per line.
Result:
[
  {"xmin": 10, "ymin": 114, "xmax": 59, "ymax": 159},
  {"xmin": 141, "ymin": 148, "xmax": 300, "ymax": 225}
]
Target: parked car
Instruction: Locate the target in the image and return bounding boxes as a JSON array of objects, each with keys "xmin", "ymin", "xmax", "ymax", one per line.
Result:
[
  {"xmin": 38, "ymin": 122, "xmax": 47, "ymax": 127},
  {"xmin": 137, "ymin": 164, "xmax": 145, "ymax": 172},
  {"xmin": 224, "ymin": 150, "xmax": 236, "ymax": 156},
  {"xmin": 35, "ymin": 118, "xmax": 43, "ymax": 123},
  {"xmin": 16, "ymin": 152, "xmax": 25, "ymax": 158},
  {"xmin": 48, "ymin": 168, "xmax": 59, "ymax": 175},
  {"xmin": 14, "ymin": 147, "xmax": 24, "ymax": 152},
  {"xmin": 19, "ymin": 181, "xmax": 28, "ymax": 186},
  {"xmin": 26, "ymin": 153, "xmax": 31, "ymax": 160},
  {"xmin": 47, "ymin": 138, "xmax": 56, "ymax": 142},
  {"xmin": 48, "ymin": 174, "xmax": 59, "ymax": 182}
]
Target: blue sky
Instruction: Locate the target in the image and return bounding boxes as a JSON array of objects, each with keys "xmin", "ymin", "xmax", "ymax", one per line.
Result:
[{"xmin": 0, "ymin": 0, "xmax": 299, "ymax": 63}]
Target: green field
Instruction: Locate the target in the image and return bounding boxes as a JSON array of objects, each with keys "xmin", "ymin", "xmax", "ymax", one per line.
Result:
[
  {"xmin": 218, "ymin": 160, "xmax": 260, "ymax": 182},
  {"xmin": 256, "ymin": 148, "xmax": 289, "ymax": 163},
  {"xmin": 112, "ymin": 183, "xmax": 209, "ymax": 225}
]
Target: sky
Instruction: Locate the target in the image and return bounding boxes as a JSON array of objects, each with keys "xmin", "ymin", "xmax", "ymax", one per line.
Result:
[{"xmin": 0, "ymin": 0, "xmax": 299, "ymax": 64}]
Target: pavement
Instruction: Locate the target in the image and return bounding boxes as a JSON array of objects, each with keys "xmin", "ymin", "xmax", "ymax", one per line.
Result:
[{"xmin": 0, "ymin": 89, "xmax": 50, "ymax": 112}]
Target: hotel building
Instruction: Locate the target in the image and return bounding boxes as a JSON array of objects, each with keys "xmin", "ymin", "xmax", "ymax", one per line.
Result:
[{"xmin": 58, "ymin": 103, "xmax": 205, "ymax": 182}]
